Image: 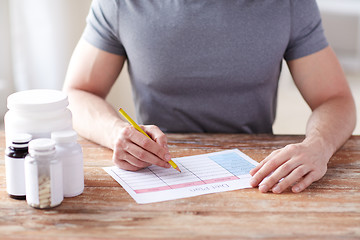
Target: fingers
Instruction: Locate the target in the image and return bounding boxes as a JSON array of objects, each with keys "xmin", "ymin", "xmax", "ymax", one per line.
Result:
[
  {"xmin": 113, "ymin": 145, "xmax": 152, "ymax": 169},
  {"xmin": 144, "ymin": 125, "xmax": 169, "ymax": 149},
  {"xmin": 250, "ymin": 143, "xmax": 329, "ymax": 194},
  {"xmin": 114, "ymin": 159, "xmax": 150, "ymax": 172},
  {"xmin": 249, "ymin": 149, "xmax": 280, "ymax": 176},
  {"xmin": 257, "ymin": 156, "xmax": 304, "ymax": 193},
  {"xmin": 291, "ymin": 171, "xmax": 322, "ymax": 193},
  {"xmin": 113, "ymin": 125, "xmax": 171, "ymax": 170},
  {"xmin": 131, "ymin": 130, "xmax": 171, "ymax": 166},
  {"xmin": 250, "ymin": 147, "xmax": 293, "ymax": 188},
  {"xmin": 270, "ymin": 165, "xmax": 309, "ymax": 193}
]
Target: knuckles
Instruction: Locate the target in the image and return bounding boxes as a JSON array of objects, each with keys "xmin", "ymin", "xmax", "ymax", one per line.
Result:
[
  {"xmin": 296, "ymin": 167, "xmax": 308, "ymax": 177},
  {"xmin": 119, "ymin": 126, "xmax": 133, "ymax": 139},
  {"xmin": 141, "ymin": 139, "xmax": 152, "ymax": 149},
  {"xmin": 137, "ymin": 150, "xmax": 147, "ymax": 160},
  {"xmin": 283, "ymin": 144, "xmax": 299, "ymax": 154},
  {"xmin": 114, "ymin": 126, "xmax": 134, "ymax": 150},
  {"xmin": 280, "ymin": 163, "xmax": 292, "ymax": 173},
  {"xmin": 116, "ymin": 160, "xmax": 141, "ymax": 171}
]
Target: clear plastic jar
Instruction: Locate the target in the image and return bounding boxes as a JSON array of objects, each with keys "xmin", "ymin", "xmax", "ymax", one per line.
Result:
[
  {"xmin": 5, "ymin": 133, "xmax": 32, "ymax": 200},
  {"xmin": 51, "ymin": 130, "xmax": 84, "ymax": 197},
  {"xmin": 4, "ymin": 89, "xmax": 73, "ymax": 147},
  {"xmin": 25, "ymin": 138, "xmax": 63, "ymax": 209}
]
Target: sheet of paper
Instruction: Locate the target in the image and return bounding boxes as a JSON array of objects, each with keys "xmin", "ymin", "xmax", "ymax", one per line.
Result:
[{"xmin": 103, "ymin": 149, "xmax": 258, "ymax": 204}]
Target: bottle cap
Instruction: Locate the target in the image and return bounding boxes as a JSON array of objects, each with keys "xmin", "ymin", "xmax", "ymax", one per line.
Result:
[
  {"xmin": 7, "ymin": 89, "xmax": 68, "ymax": 112},
  {"xmin": 29, "ymin": 138, "xmax": 56, "ymax": 155},
  {"xmin": 51, "ymin": 130, "xmax": 77, "ymax": 143},
  {"xmin": 9, "ymin": 133, "xmax": 32, "ymax": 148}
]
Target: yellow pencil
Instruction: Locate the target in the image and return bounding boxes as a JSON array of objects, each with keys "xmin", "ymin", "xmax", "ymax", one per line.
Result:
[{"xmin": 119, "ymin": 108, "xmax": 181, "ymax": 172}]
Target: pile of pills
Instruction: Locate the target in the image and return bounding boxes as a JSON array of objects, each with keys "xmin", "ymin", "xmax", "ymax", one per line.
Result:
[{"xmin": 37, "ymin": 175, "xmax": 51, "ymax": 208}]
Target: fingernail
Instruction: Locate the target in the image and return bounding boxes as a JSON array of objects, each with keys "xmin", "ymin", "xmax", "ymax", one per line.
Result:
[
  {"xmin": 259, "ymin": 184, "xmax": 268, "ymax": 193},
  {"xmin": 293, "ymin": 186, "xmax": 301, "ymax": 193},
  {"xmin": 272, "ymin": 185, "xmax": 281, "ymax": 193},
  {"xmin": 249, "ymin": 178, "xmax": 257, "ymax": 187}
]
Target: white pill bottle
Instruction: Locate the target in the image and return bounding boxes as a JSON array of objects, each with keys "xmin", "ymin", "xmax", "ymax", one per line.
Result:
[
  {"xmin": 4, "ymin": 89, "xmax": 73, "ymax": 147},
  {"xmin": 51, "ymin": 130, "xmax": 84, "ymax": 197},
  {"xmin": 25, "ymin": 138, "xmax": 63, "ymax": 209}
]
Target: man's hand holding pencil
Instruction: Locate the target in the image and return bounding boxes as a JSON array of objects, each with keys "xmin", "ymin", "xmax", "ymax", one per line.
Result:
[{"xmin": 113, "ymin": 108, "xmax": 181, "ymax": 172}]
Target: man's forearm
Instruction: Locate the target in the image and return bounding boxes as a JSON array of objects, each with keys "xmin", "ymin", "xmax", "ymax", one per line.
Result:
[
  {"xmin": 304, "ymin": 95, "xmax": 356, "ymax": 158},
  {"xmin": 66, "ymin": 89, "xmax": 127, "ymax": 150}
]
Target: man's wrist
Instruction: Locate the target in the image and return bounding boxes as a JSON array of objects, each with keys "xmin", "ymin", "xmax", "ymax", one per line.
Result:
[{"xmin": 303, "ymin": 131, "xmax": 336, "ymax": 160}]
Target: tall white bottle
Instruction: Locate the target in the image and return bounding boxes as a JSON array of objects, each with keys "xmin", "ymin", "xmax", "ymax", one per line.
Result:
[{"xmin": 51, "ymin": 130, "xmax": 84, "ymax": 197}]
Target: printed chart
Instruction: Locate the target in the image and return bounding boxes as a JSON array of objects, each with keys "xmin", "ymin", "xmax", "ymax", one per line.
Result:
[{"xmin": 104, "ymin": 149, "xmax": 258, "ymax": 204}]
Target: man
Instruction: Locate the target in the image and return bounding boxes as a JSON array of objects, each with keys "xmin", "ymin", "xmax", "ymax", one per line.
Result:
[{"xmin": 63, "ymin": 0, "xmax": 356, "ymax": 194}]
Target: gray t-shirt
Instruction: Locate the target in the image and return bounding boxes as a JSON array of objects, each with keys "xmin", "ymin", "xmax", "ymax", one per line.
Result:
[{"xmin": 83, "ymin": 0, "xmax": 328, "ymax": 133}]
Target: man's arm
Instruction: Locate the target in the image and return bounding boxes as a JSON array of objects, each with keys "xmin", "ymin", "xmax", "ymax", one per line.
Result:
[
  {"xmin": 63, "ymin": 39, "xmax": 171, "ymax": 171},
  {"xmin": 250, "ymin": 46, "xmax": 356, "ymax": 193}
]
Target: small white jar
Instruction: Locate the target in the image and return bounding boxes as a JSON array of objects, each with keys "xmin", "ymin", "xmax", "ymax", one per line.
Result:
[
  {"xmin": 25, "ymin": 138, "xmax": 63, "ymax": 209},
  {"xmin": 5, "ymin": 133, "xmax": 32, "ymax": 200},
  {"xmin": 51, "ymin": 130, "xmax": 84, "ymax": 197},
  {"xmin": 4, "ymin": 89, "xmax": 73, "ymax": 147}
]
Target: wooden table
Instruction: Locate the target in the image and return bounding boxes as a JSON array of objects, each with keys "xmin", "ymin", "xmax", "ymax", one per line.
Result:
[{"xmin": 0, "ymin": 131, "xmax": 359, "ymax": 239}]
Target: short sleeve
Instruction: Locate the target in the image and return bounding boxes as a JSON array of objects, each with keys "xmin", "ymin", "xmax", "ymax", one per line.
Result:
[
  {"xmin": 284, "ymin": 0, "xmax": 328, "ymax": 61},
  {"xmin": 82, "ymin": 0, "xmax": 126, "ymax": 56}
]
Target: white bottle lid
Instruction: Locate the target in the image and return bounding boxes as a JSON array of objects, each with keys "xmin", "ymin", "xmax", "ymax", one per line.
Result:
[
  {"xmin": 51, "ymin": 130, "xmax": 78, "ymax": 144},
  {"xmin": 9, "ymin": 133, "xmax": 32, "ymax": 148},
  {"xmin": 29, "ymin": 138, "xmax": 56, "ymax": 155},
  {"xmin": 7, "ymin": 89, "xmax": 68, "ymax": 112}
]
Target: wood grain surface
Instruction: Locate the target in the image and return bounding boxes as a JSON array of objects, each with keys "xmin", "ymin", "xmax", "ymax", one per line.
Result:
[{"xmin": 0, "ymin": 131, "xmax": 359, "ymax": 239}]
